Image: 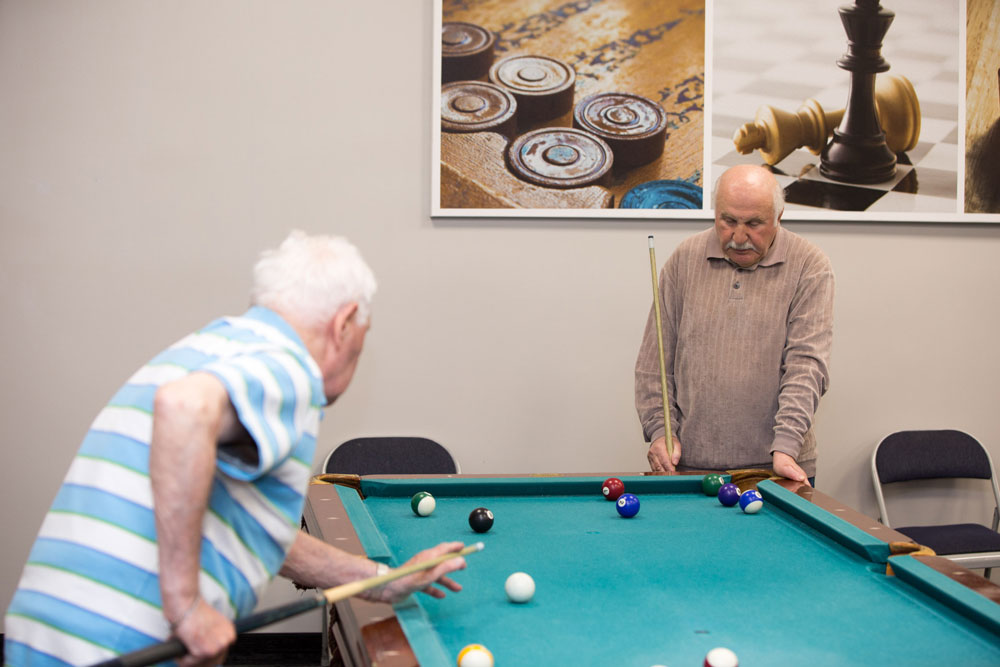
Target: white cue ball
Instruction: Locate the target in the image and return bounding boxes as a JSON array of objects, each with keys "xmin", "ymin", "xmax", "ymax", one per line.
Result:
[
  {"xmin": 705, "ymin": 646, "xmax": 739, "ymax": 667},
  {"xmin": 504, "ymin": 571, "xmax": 535, "ymax": 603}
]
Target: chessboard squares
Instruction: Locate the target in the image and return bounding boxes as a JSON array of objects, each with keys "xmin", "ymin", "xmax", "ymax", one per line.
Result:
[
  {"xmin": 909, "ymin": 140, "xmax": 958, "ymax": 173},
  {"xmin": 711, "ymin": 91, "xmax": 809, "ymax": 135},
  {"xmin": 711, "ymin": 112, "xmax": 749, "ymax": 143},
  {"xmin": 919, "ymin": 99, "xmax": 959, "ymax": 123},
  {"xmin": 766, "ymin": 149, "xmax": 824, "ymax": 180},
  {"xmin": 711, "ymin": 135, "xmax": 761, "ymax": 166},
  {"xmin": 914, "ymin": 117, "xmax": 959, "ymax": 145},
  {"xmin": 866, "ymin": 189, "xmax": 957, "ymax": 214},
  {"xmin": 905, "ymin": 77, "xmax": 960, "ymax": 110},
  {"xmin": 782, "ymin": 175, "xmax": 889, "ymax": 212},
  {"xmin": 891, "ymin": 164, "xmax": 956, "ymax": 199},
  {"xmin": 730, "ymin": 79, "xmax": 829, "ymax": 109}
]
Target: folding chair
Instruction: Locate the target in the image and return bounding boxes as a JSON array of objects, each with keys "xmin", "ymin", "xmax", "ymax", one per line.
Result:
[
  {"xmin": 871, "ymin": 429, "xmax": 1000, "ymax": 576},
  {"xmin": 323, "ymin": 436, "xmax": 459, "ymax": 476}
]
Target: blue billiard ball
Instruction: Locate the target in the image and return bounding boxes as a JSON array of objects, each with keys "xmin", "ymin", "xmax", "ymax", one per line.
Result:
[
  {"xmin": 717, "ymin": 483, "xmax": 740, "ymax": 507},
  {"xmin": 739, "ymin": 489, "xmax": 764, "ymax": 514},
  {"xmin": 616, "ymin": 493, "xmax": 640, "ymax": 518}
]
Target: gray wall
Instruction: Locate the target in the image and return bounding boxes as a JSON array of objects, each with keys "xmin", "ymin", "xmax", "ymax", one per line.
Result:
[{"xmin": 2, "ymin": 0, "xmax": 999, "ymax": 633}]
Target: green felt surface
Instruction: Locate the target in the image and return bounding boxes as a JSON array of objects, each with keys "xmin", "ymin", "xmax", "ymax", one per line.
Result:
[{"xmin": 338, "ymin": 477, "xmax": 1000, "ymax": 666}]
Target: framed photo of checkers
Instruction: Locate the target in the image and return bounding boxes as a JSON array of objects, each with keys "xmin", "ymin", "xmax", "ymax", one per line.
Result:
[{"xmin": 432, "ymin": 0, "xmax": 1000, "ymax": 223}]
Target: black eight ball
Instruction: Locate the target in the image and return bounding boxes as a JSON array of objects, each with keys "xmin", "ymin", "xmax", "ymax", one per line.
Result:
[{"xmin": 468, "ymin": 507, "xmax": 494, "ymax": 533}]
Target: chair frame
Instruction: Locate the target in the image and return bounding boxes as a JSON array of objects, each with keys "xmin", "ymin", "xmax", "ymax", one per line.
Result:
[{"xmin": 871, "ymin": 429, "xmax": 1000, "ymax": 571}]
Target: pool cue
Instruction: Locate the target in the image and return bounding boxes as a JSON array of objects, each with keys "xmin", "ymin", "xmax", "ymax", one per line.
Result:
[
  {"xmin": 89, "ymin": 542, "xmax": 484, "ymax": 667},
  {"xmin": 648, "ymin": 236, "xmax": 674, "ymax": 461}
]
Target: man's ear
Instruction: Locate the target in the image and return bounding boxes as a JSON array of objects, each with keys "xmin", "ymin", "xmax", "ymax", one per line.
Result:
[{"xmin": 328, "ymin": 301, "xmax": 359, "ymax": 347}]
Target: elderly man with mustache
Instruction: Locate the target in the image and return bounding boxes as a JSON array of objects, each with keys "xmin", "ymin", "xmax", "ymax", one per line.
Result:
[{"xmin": 635, "ymin": 165, "xmax": 835, "ymax": 486}]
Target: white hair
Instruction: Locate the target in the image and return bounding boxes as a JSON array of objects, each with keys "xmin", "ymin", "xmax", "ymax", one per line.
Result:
[
  {"xmin": 251, "ymin": 230, "xmax": 377, "ymax": 328},
  {"xmin": 712, "ymin": 166, "xmax": 785, "ymax": 224}
]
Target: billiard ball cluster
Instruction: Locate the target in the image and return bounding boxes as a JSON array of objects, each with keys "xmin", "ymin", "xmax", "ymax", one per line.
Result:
[
  {"xmin": 703, "ymin": 474, "xmax": 764, "ymax": 514},
  {"xmin": 603, "ymin": 477, "xmax": 641, "ymax": 518},
  {"xmin": 415, "ymin": 485, "xmax": 740, "ymax": 667},
  {"xmin": 409, "ymin": 492, "xmax": 497, "ymax": 533}
]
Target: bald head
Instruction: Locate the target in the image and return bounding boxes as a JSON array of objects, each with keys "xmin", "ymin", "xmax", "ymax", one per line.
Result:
[{"xmin": 713, "ymin": 165, "xmax": 785, "ymax": 225}]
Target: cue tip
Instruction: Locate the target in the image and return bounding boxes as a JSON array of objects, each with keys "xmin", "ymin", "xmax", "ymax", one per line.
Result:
[
  {"xmin": 473, "ymin": 541, "xmax": 485, "ymax": 551},
  {"xmin": 648, "ymin": 235, "xmax": 654, "ymax": 247}
]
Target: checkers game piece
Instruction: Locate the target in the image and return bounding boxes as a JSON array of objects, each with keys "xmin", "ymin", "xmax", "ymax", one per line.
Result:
[
  {"xmin": 441, "ymin": 81, "xmax": 517, "ymax": 138},
  {"xmin": 489, "ymin": 54, "xmax": 575, "ymax": 123},
  {"xmin": 602, "ymin": 477, "xmax": 625, "ymax": 501},
  {"xmin": 507, "ymin": 128, "xmax": 613, "ymax": 188},
  {"xmin": 410, "ymin": 491, "xmax": 436, "ymax": 517},
  {"xmin": 620, "ymin": 179, "xmax": 703, "ymax": 209},
  {"xmin": 616, "ymin": 492, "xmax": 640, "ymax": 518},
  {"xmin": 717, "ymin": 483, "xmax": 740, "ymax": 507},
  {"xmin": 701, "ymin": 473, "xmax": 725, "ymax": 497},
  {"xmin": 441, "ymin": 22, "xmax": 495, "ymax": 83},
  {"xmin": 573, "ymin": 92, "xmax": 667, "ymax": 167},
  {"xmin": 457, "ymin": 643, "xmax": 495, "ymax": 667}
]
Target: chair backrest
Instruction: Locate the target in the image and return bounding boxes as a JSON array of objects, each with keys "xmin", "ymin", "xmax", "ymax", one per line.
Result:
[
  {"xmin": 323, "ymin": 436, "xmax": 459, "ymax": 476},
  {"xmin": 871, "ymin": 429, "xmax": 998, "ymax": 526}
]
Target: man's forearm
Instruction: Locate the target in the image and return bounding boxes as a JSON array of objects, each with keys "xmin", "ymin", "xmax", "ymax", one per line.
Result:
[{"xmin": 279, "ymin": 531, "xmax": 376, "ymax": 590}]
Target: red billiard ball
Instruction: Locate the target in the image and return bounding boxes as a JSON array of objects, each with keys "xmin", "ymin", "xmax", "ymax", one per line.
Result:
[{"xmin": 602, "ymin": 477, "xmax": 625, "ymax": 501}]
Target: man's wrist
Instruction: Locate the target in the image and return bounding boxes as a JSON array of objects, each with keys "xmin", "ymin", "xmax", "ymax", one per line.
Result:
[
  {"xmin": 168, "ymin": 594, "xmax": 201, "ymax": 632},
  {"xmin": 769, "ymin": 434, "xmax": 801, "ymax": 460}
]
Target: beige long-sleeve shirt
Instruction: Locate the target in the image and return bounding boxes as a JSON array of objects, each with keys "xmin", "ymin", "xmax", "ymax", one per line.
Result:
[{"xmin": 635, "ymin": 227, "xmax": 834, "ymax": 476}]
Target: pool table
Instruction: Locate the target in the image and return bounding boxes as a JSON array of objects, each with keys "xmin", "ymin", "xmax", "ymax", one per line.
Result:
[{"xmin": 301, "ymin": 474, "xmax": 1000, "ymax": 666}]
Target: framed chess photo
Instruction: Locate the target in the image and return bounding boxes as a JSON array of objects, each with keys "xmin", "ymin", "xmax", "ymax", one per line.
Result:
[{"xmin": 432, "ymin": 0, "xmax": 1000, "ymax": 223}]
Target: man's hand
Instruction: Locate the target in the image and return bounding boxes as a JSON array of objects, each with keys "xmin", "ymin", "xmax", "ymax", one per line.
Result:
[
  {"xmin": 173, "ymin": 599, "xmax": 236, "ymax": 667},
  {"xmin": 647, "ymin": 435, "xmax": 682, "ymax": 472},
  {"xmin": 772, "ymin": 451, "xmax": 810, "ymax": 486},
  {"xmin": 372, "ymin": 541, "xmax": 467, "ymax": 604}
]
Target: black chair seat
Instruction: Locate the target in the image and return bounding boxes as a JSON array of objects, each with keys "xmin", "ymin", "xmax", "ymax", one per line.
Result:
[{"xmin": 897, "ymin": 524, "xmax": 1000, "ymax": 555}]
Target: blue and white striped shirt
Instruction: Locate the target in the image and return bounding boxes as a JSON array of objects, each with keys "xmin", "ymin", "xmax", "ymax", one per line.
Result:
[{"xmin": 5, "ymin": 307, "xmax": 324, "ymax": 666}]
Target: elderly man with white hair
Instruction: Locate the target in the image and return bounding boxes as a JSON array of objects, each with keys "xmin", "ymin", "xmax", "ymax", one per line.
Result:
[
  {"xmin": 5, "ymin": 231, "xmax": 468, "ymax": 666},
  {"xmin": 636, "ymin": 165, "xmax": 835, "ymax": 486}
]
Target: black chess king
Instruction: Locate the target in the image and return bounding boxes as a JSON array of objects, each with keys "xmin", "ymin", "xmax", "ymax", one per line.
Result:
[{"xmin": 820, "ymin": 0, "xmax": 898, "ymax": 184}]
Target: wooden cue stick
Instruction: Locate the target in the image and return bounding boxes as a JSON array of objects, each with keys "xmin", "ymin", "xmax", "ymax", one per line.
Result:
[
  {"xmin": 648, "ymin": 236, "xmax": 674, "ymax": 460},
  {"xmin": 88, "ymin": 542, "xmax": 485, "ymax": 667}
]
